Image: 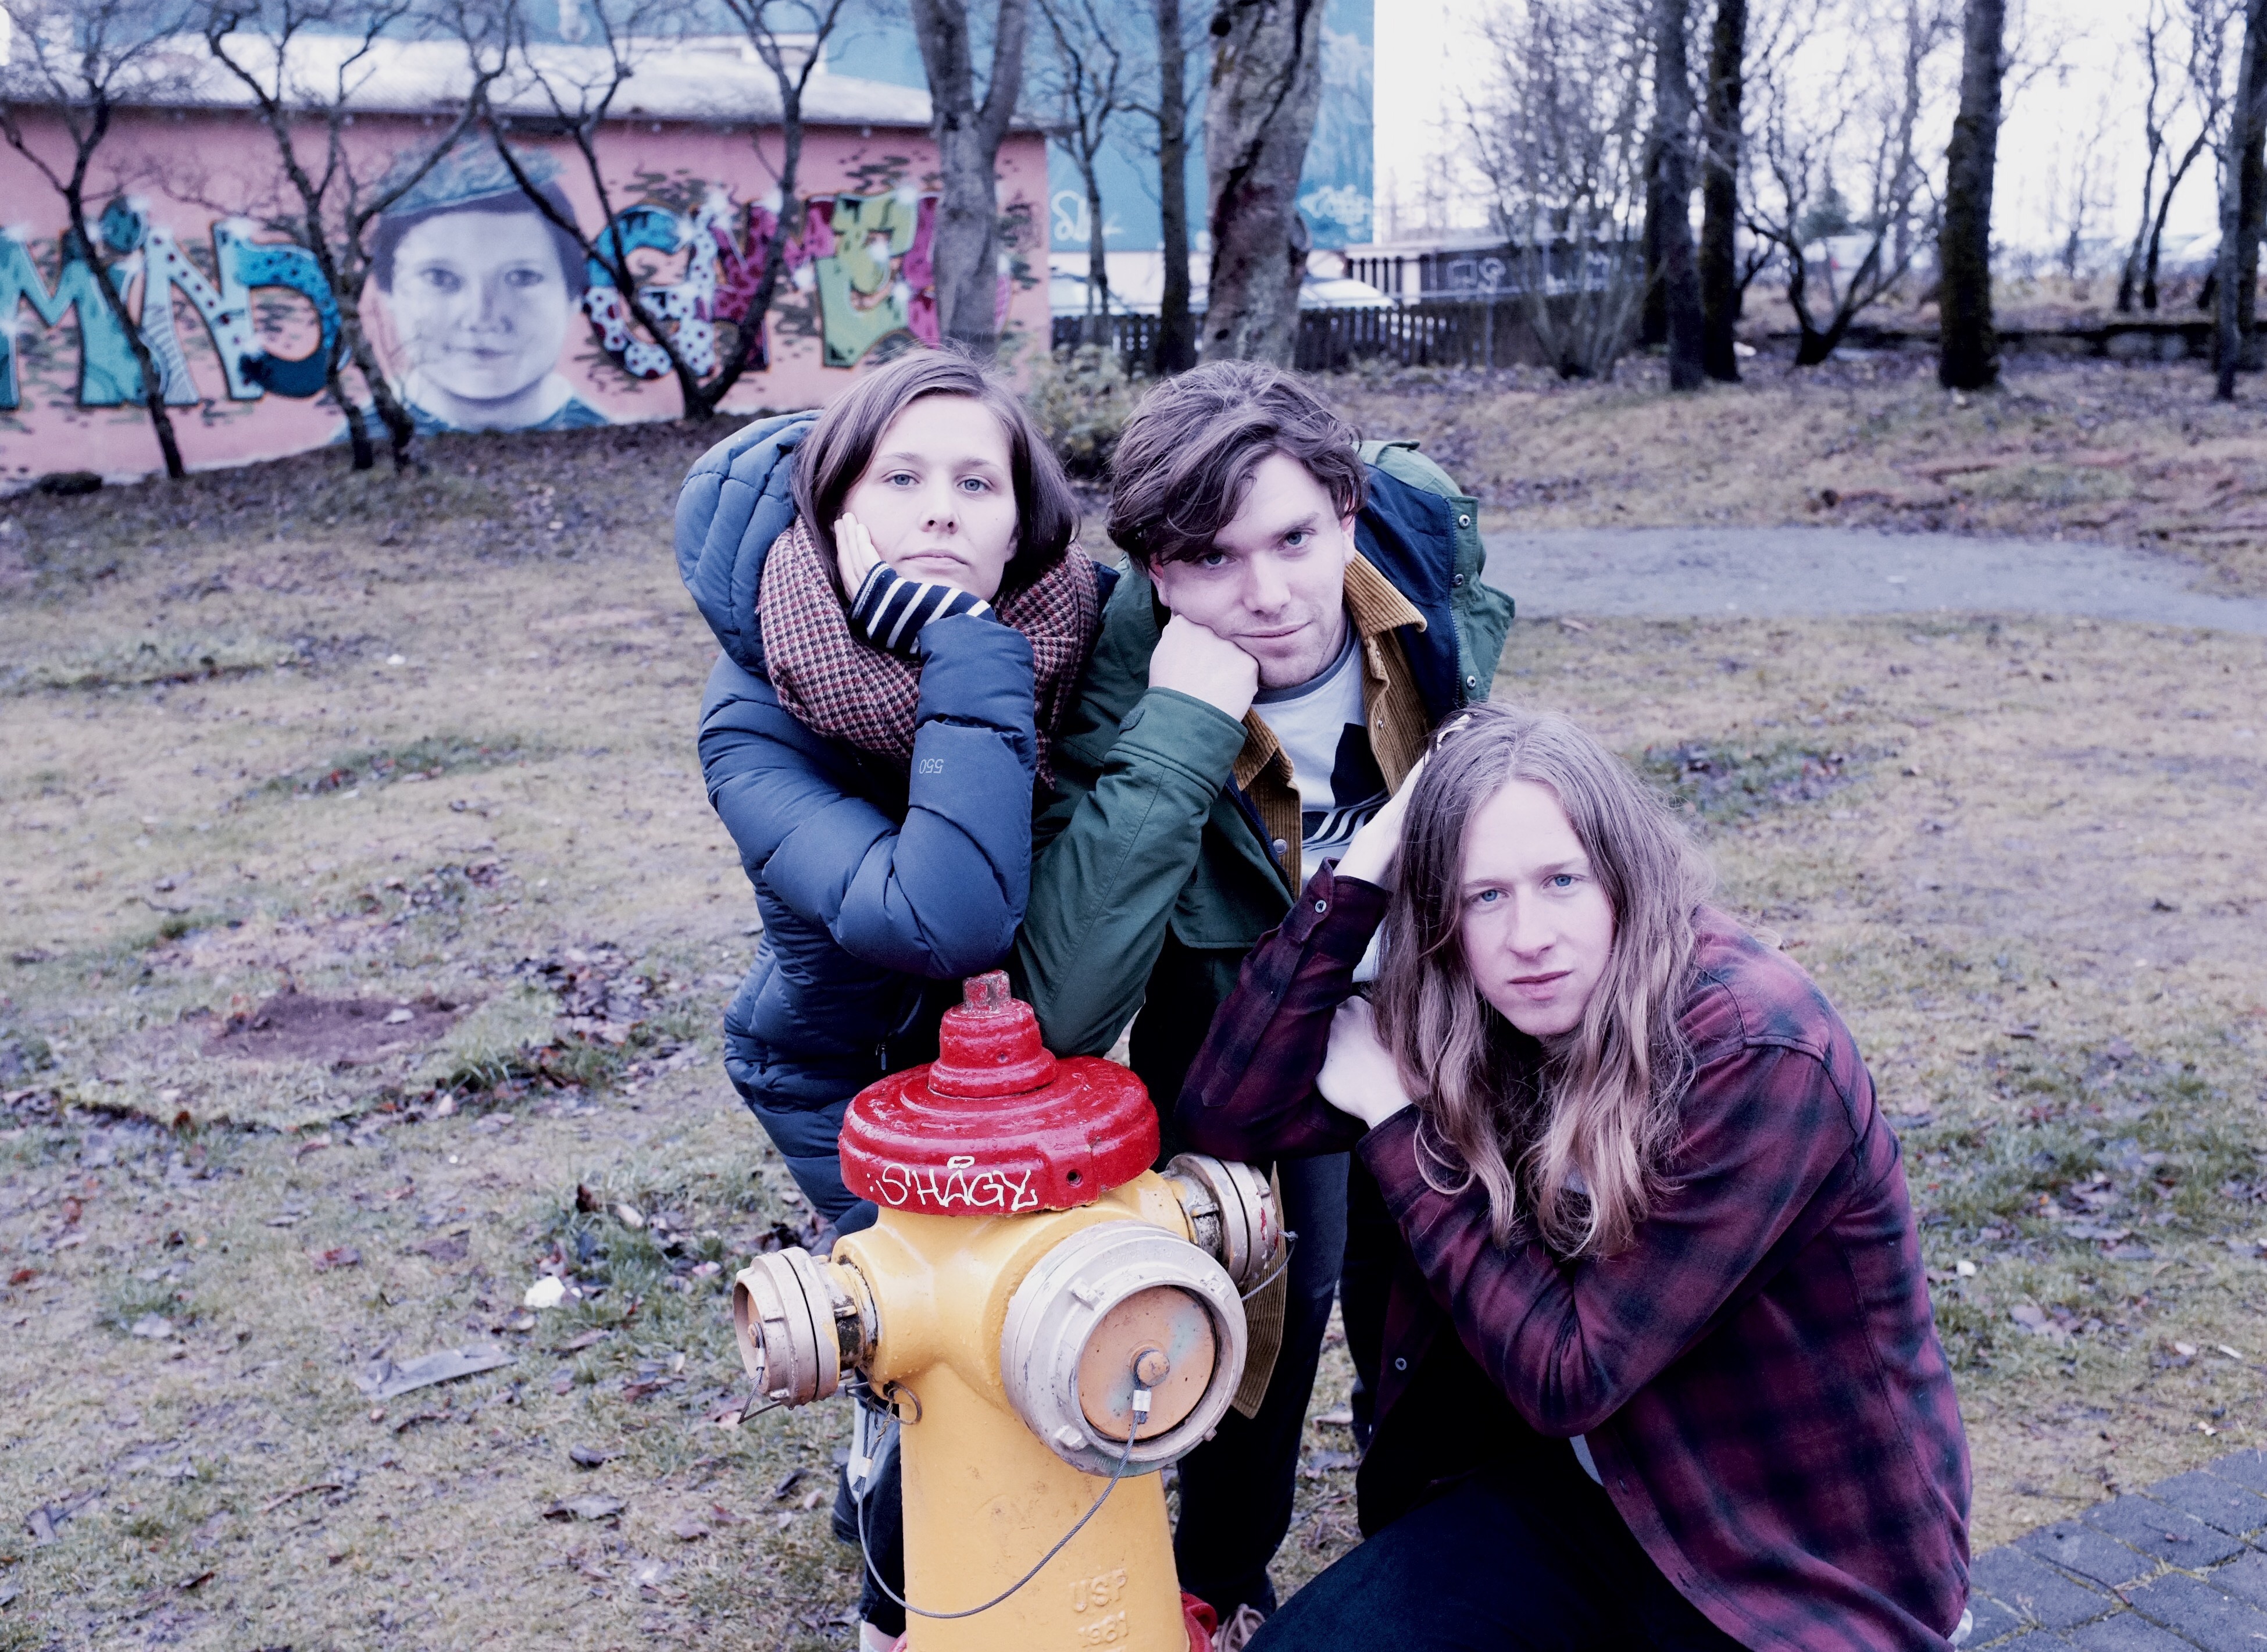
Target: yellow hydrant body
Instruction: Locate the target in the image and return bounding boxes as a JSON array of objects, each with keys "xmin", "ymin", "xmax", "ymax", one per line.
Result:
[
  {"xmin": 834, "ymin": 1177, "xmax": 1197, "ymax": 1651},
  {"xmin": 731, "ymin": 975, "xmax": 1280, "ymax": 1652}
]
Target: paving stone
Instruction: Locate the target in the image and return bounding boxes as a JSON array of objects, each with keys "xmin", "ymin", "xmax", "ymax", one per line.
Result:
[
  {"xmin": 2207, "ymin": 1551, "xmax": 2267, "ymax": 1613},
  {"xmin": 2019, "ymin": 1520, "xmax": 2158, "ymax": 1589},
  {"xmin": 2203, "ymin": 1450, "xmax": 2267, "ymax": 1496},
  {"xmin": 2144, "ymin": 1471, "xmax": 2267, "ymax": 1537},
  {"xmin": 1973, "ymin": 1546, "xmax": 2120, "ymax": 1632},
  {"xmin": 1995, "ymin": 1635, "xmax": 2079, "ymax": 1652},
  {"xmin": 2127, "ymin": 1573, "xmax": 2267, "ymax": 1652},
  {"xmin": 1967, "ymin": 1592, "xmax": 2030, "ymax": 1645},
  {"xmin": 2068, "ymin": 1612, "xmax": 2202, "ymax": 1651},
  {"xmin": 2084, "ymin": 1496, "xmax": 2247, "ymax": 1568}
]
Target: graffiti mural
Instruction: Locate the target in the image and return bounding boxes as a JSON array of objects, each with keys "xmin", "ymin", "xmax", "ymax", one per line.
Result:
[
  {"xmin": 0, "ymin": 203, "xmax": 339, "ymax": 411},
  {"xmin": 2, "ymin": 176, "xmax": 980, "ymax": 428},
  {"xmin": 583, "ymin": 183, "xmax": 951, "ymax": 380},
  {"xmin": 582, "ymin": 187, "xmax": 776, "ymax": 381},
  {"xmin": 0, "ymin": 108, "xmax": 1050, "ymax": 482},
  {"xmin": 795, "ymin": 188, "xmax": 941, "ymax": 368},
  {"xmin": 369, "ymin": 150, "xmax": 608, "ymax": 434}
]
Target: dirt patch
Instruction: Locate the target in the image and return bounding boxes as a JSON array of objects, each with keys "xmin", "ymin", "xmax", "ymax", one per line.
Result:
[
  {"xmin": 1635, "ymin": 738, "xmax": 1871, "ymax": 823},
  {"xmin": 201, "ymin": 989, "xmax": 467, "ymax": 1068}
]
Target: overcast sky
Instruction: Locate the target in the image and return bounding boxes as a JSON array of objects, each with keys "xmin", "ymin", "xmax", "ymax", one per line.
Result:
[{"xmin": 1373, "ymin": 0, "xmax": 2223, "ymax": 269}]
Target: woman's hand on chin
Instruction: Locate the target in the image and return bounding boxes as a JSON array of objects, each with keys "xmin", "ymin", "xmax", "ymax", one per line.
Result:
[
  {"xmin": 1317, "ymin": 996, "xmax": 1418, "ymax": 1129},
  {"xmin": 835, "ymin": 512, "xmax": 883, "ymax": 594}
]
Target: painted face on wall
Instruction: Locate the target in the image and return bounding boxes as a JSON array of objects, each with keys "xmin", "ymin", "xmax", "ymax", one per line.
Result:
[
  {"xmin": 841, "ymin": 394, "xmax": 1021, "ymax": 601},
  {"xmin": 385, "ymin": 208, "xmax": 573, "ymax": 414}
]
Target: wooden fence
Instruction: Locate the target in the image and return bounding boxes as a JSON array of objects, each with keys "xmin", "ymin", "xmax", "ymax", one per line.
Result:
[{"xmin": 1051, "ymin": 299, "xmax": 1556, "ymax": 374}]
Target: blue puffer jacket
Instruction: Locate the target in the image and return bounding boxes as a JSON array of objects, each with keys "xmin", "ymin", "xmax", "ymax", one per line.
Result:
[{"xmin": 676, "ymin": 413, "xmax": 1061, "ymax": 1223}]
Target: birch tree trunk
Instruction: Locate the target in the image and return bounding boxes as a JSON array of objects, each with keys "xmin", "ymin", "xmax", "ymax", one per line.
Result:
[
  {"xmin": 1938, "ymin": 0, "xmax": 2006, "ymax": 391},
  {"xmin": 1202, "ymin": 0, "xmax": 1326, "ymax": 364},
  {"xmin": 912, "ymin": 0, "xmax": 1034, "ymax": 358}
]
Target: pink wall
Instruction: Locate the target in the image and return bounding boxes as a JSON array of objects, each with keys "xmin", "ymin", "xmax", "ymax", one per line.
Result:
[{"xmin": 0, "ymin": 107, "xmax": 1051, "ymax": 485}]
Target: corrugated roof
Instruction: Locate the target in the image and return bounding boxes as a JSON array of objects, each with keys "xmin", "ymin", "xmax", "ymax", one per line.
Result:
[{"xmin": 6, "ymin": 31, "xmax": 938, "ymax": 129}]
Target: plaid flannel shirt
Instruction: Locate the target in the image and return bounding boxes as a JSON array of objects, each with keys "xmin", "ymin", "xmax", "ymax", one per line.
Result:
[{"xmin": 1177, "ymin": 868, "xmax": 1972, "ymax": 1652}]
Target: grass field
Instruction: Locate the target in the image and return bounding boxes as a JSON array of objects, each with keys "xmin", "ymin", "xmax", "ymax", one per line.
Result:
[
  {"xmin": 1, "ymin": 378, "xmax": 2263, "ymax": 1649},
  {"xmin": 1329, "ymin": 348, "xmax": 2267, "ymax": 597}
]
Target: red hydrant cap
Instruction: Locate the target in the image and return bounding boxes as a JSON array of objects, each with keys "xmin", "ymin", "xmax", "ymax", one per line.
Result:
[{"xmin": 840, "ymin": 972, "xmax": 1158, "ymax": 1215}]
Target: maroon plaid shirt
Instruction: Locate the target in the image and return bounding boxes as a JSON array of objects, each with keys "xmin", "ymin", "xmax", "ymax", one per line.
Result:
[{"xmin": 1177, "ymin": 868, "xmax": 1971, "ymax": 1652}]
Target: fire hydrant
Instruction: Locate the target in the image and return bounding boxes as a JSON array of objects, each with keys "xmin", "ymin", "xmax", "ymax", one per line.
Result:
[{"xmin": 731, "ymin": 972, "xmax": 1280, "ymax": 1652}]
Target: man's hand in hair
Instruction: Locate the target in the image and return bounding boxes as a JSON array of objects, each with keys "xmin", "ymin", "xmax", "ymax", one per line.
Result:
[
  {"xmin": 1336, "ymin": 751, "xmax": 1429, "ymax": 889},
  {"xmin": 1149, "ymin": 613, "xmax": 1259, "ymax": 721},
  {"xmin": 1317, "ymin": 997, "xmax": 1417, "ymax": 1129}
]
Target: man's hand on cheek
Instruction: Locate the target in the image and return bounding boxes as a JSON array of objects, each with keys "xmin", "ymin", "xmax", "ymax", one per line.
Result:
[{"xmin": 1149, "ymin": 613, "xmax": 1260, "ymax": 721}]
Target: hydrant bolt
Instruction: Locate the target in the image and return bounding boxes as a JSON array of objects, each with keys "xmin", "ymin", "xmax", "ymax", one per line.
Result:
[{"xmin": 1132, "ymin": 1347, "xmax": 1172, "ymax": 1387}]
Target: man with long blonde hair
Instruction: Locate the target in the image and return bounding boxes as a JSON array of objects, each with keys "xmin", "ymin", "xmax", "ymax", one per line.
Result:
[{"xmin": 1178, "ymin": 704, "xmax": 1972, "ymax": 1651}]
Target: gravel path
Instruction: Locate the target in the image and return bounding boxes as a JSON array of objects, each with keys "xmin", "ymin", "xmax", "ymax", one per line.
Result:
[{"xmin": 1482, "ymin": 526, "xmax": 2267, "ymax": 634}]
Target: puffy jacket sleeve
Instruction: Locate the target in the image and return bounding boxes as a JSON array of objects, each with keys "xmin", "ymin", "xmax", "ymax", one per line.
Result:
[{"xmin": 700, "ymin": 613, "xmax": 1040, "ymax": 979}]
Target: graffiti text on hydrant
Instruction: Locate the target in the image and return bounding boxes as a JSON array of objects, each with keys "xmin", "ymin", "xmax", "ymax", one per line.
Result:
[{"xmin": 875, "ymin": 1154, "xmax": 1043, "ymax": 1215}]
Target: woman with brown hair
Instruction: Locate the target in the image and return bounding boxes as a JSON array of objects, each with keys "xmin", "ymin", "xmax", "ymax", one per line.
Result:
[
  {"xmin": 677, "ymin": 347, "xmax": 1103, "ymax": 1649},
  {"xmin": 1175, "ymin": 704, "xmax": 1972, "ymax": 1651}
]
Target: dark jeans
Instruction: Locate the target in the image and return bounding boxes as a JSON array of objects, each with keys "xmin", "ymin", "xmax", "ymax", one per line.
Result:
[
  {"xmin": 1337, "ymin": 1155, "xmax": 1395, "ymax": 1451},
  {"xmin": 830, "ymin": 1416, "xmax": 906, "ymax": 1636},
  {"xmin": 1249, "ymin": 1444, "xmax": 1743, "ymax": 1652},
  {"xmin": 1172, "ymin": 1151, "xmax": 1349, "ymax": 1619}
]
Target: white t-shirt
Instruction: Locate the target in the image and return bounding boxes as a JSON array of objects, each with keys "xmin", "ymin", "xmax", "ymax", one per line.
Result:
[{"xmin": 1252, "ymin": 628, "xmax": 1386, "ymax": 866}]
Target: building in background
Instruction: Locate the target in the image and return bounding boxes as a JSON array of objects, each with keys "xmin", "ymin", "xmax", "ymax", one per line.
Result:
[
  {"xmin": 826, "ymin": 0, "xmax": 1376, "ymax": 317},
  {"xmin": 0, "ymin": 22, "xmax": 1049, "ymax": 485}
]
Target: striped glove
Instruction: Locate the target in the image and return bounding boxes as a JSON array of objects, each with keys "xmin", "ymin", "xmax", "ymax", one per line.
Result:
[{"xmin": 848, "ymin": 562, "xmax": 994, "ymax": 655}]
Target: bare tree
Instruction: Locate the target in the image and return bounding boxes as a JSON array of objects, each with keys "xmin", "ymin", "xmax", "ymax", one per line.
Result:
[
  {"xmin": 0, "ymin": 0, "xmax": 201, "ymax": 479},
  {"xmin": 1650, "ymin": 0, "xmax": 1704, "ymax": 387},
  {"xmin": 1202, "ymin": 0, "xmax": 1326, "ymax": 363},
  {"xmin": 1938, "ymin": 0, "xmax": 2005, "ymax": 391},
  {"xmin": 483, "ymin": 0, "xmax": 850, "ymax": 419},
  {"xmin": 1034, "ymin": 0, "xmax": 1132, "ymax": 347},
  {"xmin": 2048, "ymin": 95, "xmax": 2111, "ymax": 285},
  {"xmin": 715, "ymin": 0, "xmax": 859, "ymax": 381},
  {"xmin": 910, "ymin": 0, "xmax": 1033, "ymax": 358},
  {"xmin": 202, "ymin": 0, "xmax": 503, "ymax": 472},
  {"xmin": 1698, "ymin": 0, "xmax": 1748, "ymax": 379},
  {"xmin": 1139, "ymin": 0, "xmax": 1198, "ymax": 372},
  {"xmin": 1745, "ymin": 0, "xmax": 1952, "ymax": 367},
  {"xmin": 2121, "ymin": 0, "xmax": 2233, "ymax": 312},
  {"xmin": 1466, "ymin": 0, "xmax": 1651, "ymax": 379},
  {"xmin": 2216, "ymin": 0, "xmax": 2267, "ymax": 395}
]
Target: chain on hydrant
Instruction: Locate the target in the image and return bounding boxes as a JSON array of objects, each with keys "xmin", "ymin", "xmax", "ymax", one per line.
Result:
[{"xmin": 730, "ymin": 971, "xmax": 1282, "ymax": 1652}]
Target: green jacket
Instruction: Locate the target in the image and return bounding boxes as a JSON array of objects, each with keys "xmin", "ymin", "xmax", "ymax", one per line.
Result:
[{"xmin": 1012, "ymin": 443, "xmax": 1513, "ymax": 1118}]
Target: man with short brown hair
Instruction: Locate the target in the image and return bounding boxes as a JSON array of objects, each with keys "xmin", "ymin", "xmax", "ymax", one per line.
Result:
[{"xmin": 1013, "ymin": 359, "xmax": 1512, "ymax": 1623}]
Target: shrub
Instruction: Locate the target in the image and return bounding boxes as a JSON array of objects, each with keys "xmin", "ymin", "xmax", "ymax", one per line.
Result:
[{"xmin": 1024, "ymin": 344, "xmax": 1147, "ymax": 480}]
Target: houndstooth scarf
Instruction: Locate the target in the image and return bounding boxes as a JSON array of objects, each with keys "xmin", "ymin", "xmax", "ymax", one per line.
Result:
[{"xmin": 759, "ymin": 515, "xmax": 1100, "ymax": 787}]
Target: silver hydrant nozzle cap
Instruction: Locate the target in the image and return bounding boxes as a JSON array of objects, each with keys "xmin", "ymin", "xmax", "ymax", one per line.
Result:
[
  {"xmin": 1159, "ymin": 1154, "xmax": 1281, "ymax": 1293},
  {"xmin": 731, "ymin": 1248, "xmax": 846, "ymax": 1408}
]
